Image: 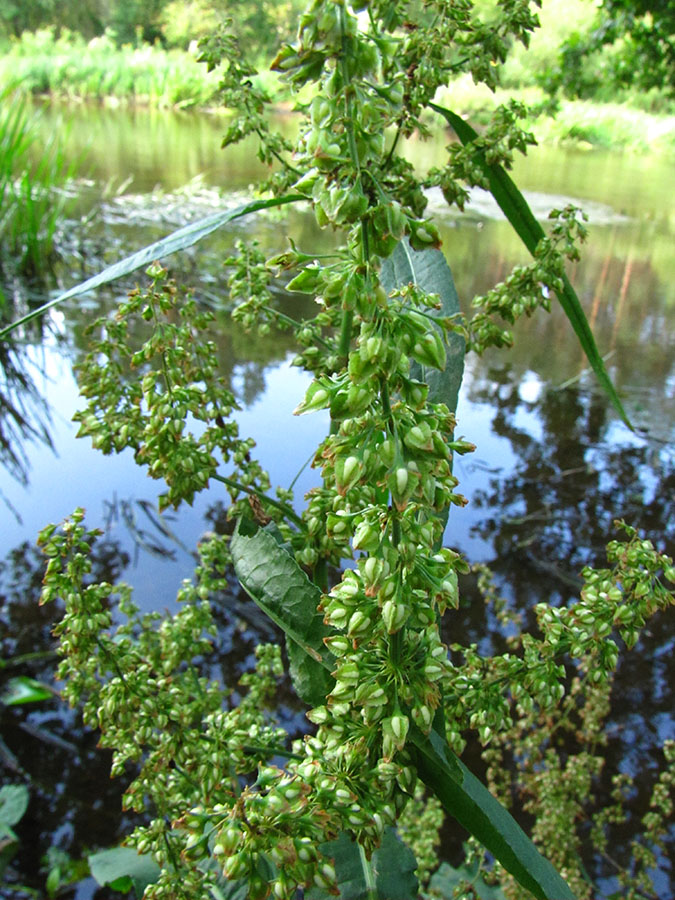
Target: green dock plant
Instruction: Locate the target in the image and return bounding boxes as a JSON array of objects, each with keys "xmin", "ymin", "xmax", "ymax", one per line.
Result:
[{"xmin": 2, "ymin": 1, "xmax": 673, "ymax": 898}]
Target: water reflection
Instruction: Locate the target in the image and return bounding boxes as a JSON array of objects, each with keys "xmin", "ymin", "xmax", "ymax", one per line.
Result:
[
  {"xmin": 447, "ymin": 369, "xmax": 674, "ymax": 895},
  {"xmin": 0, "ymin": 341, "xmax": 54, "ymax": 518},
  {"xmin": 0, "ymin": 103, "xmax": 672, "ymax": 897},
  {"xmin": 466, "ymin": 368, "xmax": 674, "ymax": 579}
]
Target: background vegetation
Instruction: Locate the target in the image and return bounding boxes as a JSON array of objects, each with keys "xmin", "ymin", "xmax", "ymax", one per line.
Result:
[{"xmin": 0, "ymin": 0, "xmax": 673, "ymax": 122}]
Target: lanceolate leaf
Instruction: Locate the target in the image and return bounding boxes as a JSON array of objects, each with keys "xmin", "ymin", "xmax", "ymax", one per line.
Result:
[
  {"xmin": 1, "ymin": 675, "xmax": 53, "ymax": 705},
  {"xmin": 429, "ymin": 102, "xmax": 630, "ymax": 428},
  {"xmin": 0, "ymin": 194, "xmax": 303, "ymax": 340},
  {"xmin": 88, "ymin": 847, "xmax": 160, "ymax": 899},
  {"xmin": 381, "ymin": 238, "xmax": 465, "ymax": 415},
  {"xmin": 230, "ymin": 519, "xmax": 334, "ymax": 707},
  {"xmin": 311, "ymin": 828, "xmax": 418, "ymax": 900},
  {"xmin": 413, "ymin": 739, "xmax": 576, "ymax": 900}
]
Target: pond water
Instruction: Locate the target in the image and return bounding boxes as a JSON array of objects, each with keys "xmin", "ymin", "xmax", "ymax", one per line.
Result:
[{"xmin": 1, "ymin": 102, "xmax": 674, "ymax": 897}]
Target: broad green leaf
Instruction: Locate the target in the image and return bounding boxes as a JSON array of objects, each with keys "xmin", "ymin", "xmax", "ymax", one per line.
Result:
[
  {"xmin": 0, "ymin": 194, "xmax": 303, "ymax": 340},
  {"xmin": 0, "ymin": 784, "xmax": 29, "ymax": 836},
  {"xmin": 429, "ymin": 859, "xmax": 506, "ymax": 900},
  {"xmin": 310, "ymin": 828, "xmax": 418, "ymax": 900},
  {"xmin": 413, "ymin": 740, "xmax": 575, "ymax": 900},
  {"xmin": 429, "ymin": 102, "xmax": 630, "ymax": 429},
  {"xmin": 1, "ymin": 675, "xmax": 53, "ymax": 705},
  {"xmin": 231, "ymin": 519, "xmax": 334, "ymax": 707},
  {"xmin": 381, "ymin": 238, "xmax": 465, "ymax": 415},
  {"xmin": 89, "ymin": 847, "xmax": 160, "ymax": 899}
]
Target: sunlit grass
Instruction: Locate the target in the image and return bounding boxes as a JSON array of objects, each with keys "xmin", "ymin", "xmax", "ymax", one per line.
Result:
[
  {"xmin": 0, "ymin": 28, "xmax": 221, "ymax": 109},
  {"xmin": 434, "ymin": 76, "xmax": 675, "ymax": 158},
  {"xmin": 0, "ymin": 88, "xmax": 77, "ymax": 278}
]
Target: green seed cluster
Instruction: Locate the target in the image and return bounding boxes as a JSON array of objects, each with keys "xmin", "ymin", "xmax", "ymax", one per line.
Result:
[
  {"xmin": 473, "ymin": 525, "xmax": 675, "ymax": 899},
  {"xmin": 34, "ymin": 2, "xmax": 675, "ymax": 898},
  {"xmin": 74, "ymin": 267, "xmax": 270, "ymax": 511}
]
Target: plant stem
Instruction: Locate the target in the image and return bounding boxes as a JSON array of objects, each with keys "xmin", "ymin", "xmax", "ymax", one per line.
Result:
[{"xmin": 211, "ymin": 473, "xmax": 304, "ymax": 528}]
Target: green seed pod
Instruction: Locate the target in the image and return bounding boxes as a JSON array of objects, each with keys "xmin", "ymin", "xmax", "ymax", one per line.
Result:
[
  {"xmin": 353, "ymin": 520, "xmax": 380, "ymax": 553},
  {"xmin": 334, "ymin": 661, "xmax": 360, "ymax": 683},
  {"xmin": 404, "ymin": 423, "xmax": 434, "ymax": 452},
  {"xmin": 347, "ymin": 609, "xmax": 371, "ymax": 637},
  {"xmin": 354, "ymin": 681, "xmax": 387, "ymax": 707},
  {"xmin": 223, "ymin": 850, "xmax": 250, "ymax": 880},
  {"xmin": 362, "ymin": 555, "xmax": 385, "ymax": 587},
  {"xmin": 336, "ymin": 454, "xmax": 363, "ymax": 493},
  {"xmin": 294, "ymin": 383, "xmax": 331, "ymax": 415},
  {"xmin": 382, "ymin": 599, "xmax": 408, "ymax": 633},
  {"xmin": 412, "ymin": 704, "xmax": 433, "ymax": 732},
  {"xmin": 271, "ymin": 45, "xmax": 302, "ymax": 72},
  {"xmin": 382, "ymin": 713, "xmax": 409, "ymax": 758},
  {"xmin": 408, "ymin": 219, "xmax": 442, "ymax": 251},
  {"xmin": 324, "ymin": 634, "xmax": 351, "ymax": 656}
]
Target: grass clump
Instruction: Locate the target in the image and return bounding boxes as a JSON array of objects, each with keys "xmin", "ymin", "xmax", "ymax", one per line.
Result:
[
  {"xmin": 0, "ymin": 28, "xmax": 221, "ymax": 109},
  {"xmin": 0, "ymin": 89, "xmax": 76, "ymax": 278}
]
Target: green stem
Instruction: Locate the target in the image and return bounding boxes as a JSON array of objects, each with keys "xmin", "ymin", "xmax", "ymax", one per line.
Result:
[
  {"xmin": 384, "ymin": 124, "xmax": 402, "ymax": 167},
  {"xmin": 358, "ymin": 843, "xmax": 378, "ymax": 900},
  {"xmin": 260, "ymin": 304, "xmax": 332, "ymax": 349},
  {"xmin": 212, "ymin": 473, "xmax": 304, "ymax": 528},
  {"xmin": 242, "ymin": 743, "xmax": 302, "ymax": 761},
  {"xmin": 331, "ymin": 307, "xmax": 354, "ymax": 435},
  {"xmin": 337, "ymin": 308, "xmax": 355, "ymax": 361},
  {"xmin": 380, "ymin": 377, "xmax": 404, "ymax": 665},
  {"xmin": 338, "ymin": 7, "xmax": 361, "ymax": 176}
]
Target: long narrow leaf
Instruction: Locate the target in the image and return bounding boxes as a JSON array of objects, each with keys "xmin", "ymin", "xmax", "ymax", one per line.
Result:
[
  {"xmin": 0, "ymin": 193, "xmax": 303, "ymax": 340},
  {"xmin": 429, "ymin": 102, "xmax": 630, "ymax": 428},
  {"xmin": 413, "ymin": 737, "xmax": 576, "ymax": 900}
]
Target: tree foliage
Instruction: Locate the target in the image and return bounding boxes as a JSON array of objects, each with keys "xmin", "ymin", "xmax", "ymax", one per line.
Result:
[
  {"xmin": 542, "ymin": 0, "xmax": 675, "ymax": 98},
  {"xmin": 0, "ymin": 0, "xmax": 306, "ymax": 50}
]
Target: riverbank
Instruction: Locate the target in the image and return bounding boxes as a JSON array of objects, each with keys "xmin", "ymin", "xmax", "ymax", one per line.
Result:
[
  {"xmin": 0, "ymin": 29, "xmax": 223, "ymax": 108},
  {"xmin": 2, "ymin": 30, "xmax": 675, "ymax": 157},
  {"xmin": 434, "ymin": 77, "xmax": 675, "ymax": 158}
]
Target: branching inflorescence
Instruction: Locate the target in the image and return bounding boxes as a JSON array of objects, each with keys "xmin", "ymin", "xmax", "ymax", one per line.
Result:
[{"xmin": 32, "ymin": 2, "xmax": 675, "ymax": 899}]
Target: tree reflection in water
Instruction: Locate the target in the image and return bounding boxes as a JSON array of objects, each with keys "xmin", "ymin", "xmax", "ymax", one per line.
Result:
[
  {"xmin": 449, "ymin": 364, "xmax": 674, "ymax": 893},
  {"xmin": 0, "ymin": 340, "xmax": 54, "ymax": 518}
]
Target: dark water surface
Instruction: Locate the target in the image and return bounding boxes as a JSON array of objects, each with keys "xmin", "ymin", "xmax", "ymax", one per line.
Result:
[{"xmin": 1, "ymin": 103, "xmax": 673, "ymax": 897}]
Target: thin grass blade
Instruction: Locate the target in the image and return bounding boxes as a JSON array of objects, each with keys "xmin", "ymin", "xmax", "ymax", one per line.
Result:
[
  {"xmin": 429, "ymin": 102, "xmax": 630, "ymax": 428},
  {"xmin": 0, "ymin": 193, "xmax": 303, "ymax": 339}
]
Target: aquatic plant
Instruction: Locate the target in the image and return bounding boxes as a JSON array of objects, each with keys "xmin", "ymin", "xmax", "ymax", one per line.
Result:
[
  {"xmin": 2, "ymin": 1, "xmax": 674, "ymax": 898},
  {"xmin": 0, "ymin": 89, "xmax": 76, "ymax": 278}
]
